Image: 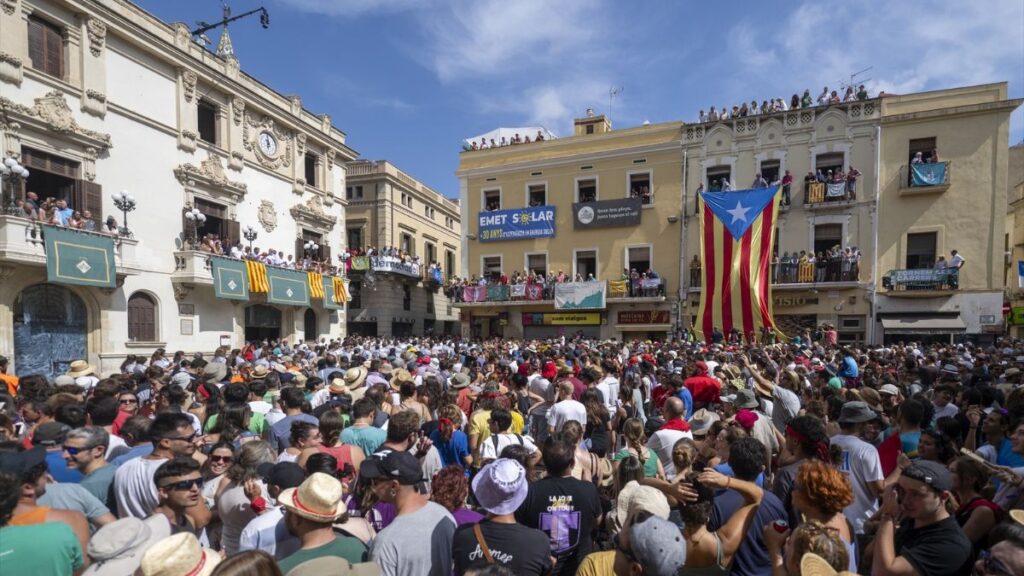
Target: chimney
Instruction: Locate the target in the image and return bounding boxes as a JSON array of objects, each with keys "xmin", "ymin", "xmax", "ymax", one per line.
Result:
[{"xmin": 574, "ymin": 110, "xmax": 611, "ymax": 136}]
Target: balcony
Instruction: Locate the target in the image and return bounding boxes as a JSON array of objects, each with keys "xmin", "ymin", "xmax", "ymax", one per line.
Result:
[
  {"xmin": 882, "ymin": 268, "xmax": 959, "ymax": 297},
  {"xmin": 451, "ymin": 278, "xmax": 665, "ymax": 307},
  {"xmin": 0, "ymin": 215, "xmax": 141, "ymax": 280},
  {"xmin": 898, "ymin": 162, "xmax": 950, "ymax": 196},
  {"xmin": 348, "ymin": 255, "xmax": 424, "ymax": 281},
  {"xmin": 171, "ymin": 250, "xmax": 214, "ymax": 286},
  {"xmin": 803, "ymin": 181, "xmax": 857, "ymax": 208},
  {"xmin": 687, "ymin": 262, "xmax": 863, "ymax": 293}
]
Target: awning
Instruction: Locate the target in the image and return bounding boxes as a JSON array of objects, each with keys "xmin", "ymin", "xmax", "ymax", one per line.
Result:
[{"xmin": 880, "ymin": 317, "xmax": 966, "ymax": 334}]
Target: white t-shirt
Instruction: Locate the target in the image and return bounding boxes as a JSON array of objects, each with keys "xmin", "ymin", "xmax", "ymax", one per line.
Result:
[
  {"xmin": 238, "ymin": 506, "xmax": 300, "ymax": 560},
  {"xmin": 478, "ymin": 433, "xmax": 538, "ymax": 461},
  {"xmin": 931, "ymin": 402, "xmax": 959, "ymax": 423},
  {"xmin": 547, "ymin": 399, "xmax": 587, "ymax": 432},
  {"xmin": 830, "ymin": 434, "xmax": 883, "ymax": 534},
  {"xmin": 596, "ymin": 376, "xmax": 621, "ymax": 412},
  {"xmin": 249, "ymin": 400, "xmax": 273, "ymax": 416},
  {"xmin": 646, "ymin": 428, "xmax": 693, "ymax": 480},
  {"xmin": 105, "ymin": 433, "xmax": 129, "ymax": 460},
  {"xmin": 114, "ymin": 456, "xmax": 167, "ymax": 518}
]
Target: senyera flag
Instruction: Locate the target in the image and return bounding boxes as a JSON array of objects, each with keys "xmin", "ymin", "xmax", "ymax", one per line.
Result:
[{"xmin": 696, "ymin": 186, "xmax": 784, "ymax": 342}]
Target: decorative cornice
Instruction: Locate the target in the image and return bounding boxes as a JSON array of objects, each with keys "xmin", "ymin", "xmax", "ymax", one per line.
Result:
[
  {"xmin": 0, "ymin": 90, "xmax": 112, "ymax": 149},
  {"xmin": 326, "ymin": 149, "xmax": 336, "ymax": 171},
  {"xmin": 1, "ymin": 0, "xmax": 17, "ymax": 17},
  {"xmin": 86, "ymin": 18, "xmax": 108, "ymax": 57},
  {"xmin": 290, "ymin": 194, "xmax": 336, "ymax": 232},
  {"xmin": 0, "ymin": 52, "xmax": 22, "ymax": 67},
  {"xmin": 174, "ymin": 154, "xmax": 248, "ymax": 203}
]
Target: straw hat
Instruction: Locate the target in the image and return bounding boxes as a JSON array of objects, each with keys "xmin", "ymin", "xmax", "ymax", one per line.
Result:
[
  {"xmin": 344, "ymin": 366, "xmax": 368, "ymax": 389},
  {"xmin": 83, "ymin": 515, "xmax": 171, "ymax": 576},
  {"xmin": 390, "ymin": 368, "xmax": 413, "ymax": 390},
  {"xmin": 139, "ymin": 532, "xmax": 220, "ymax": 576},
  {"xmin": 329, "ymin": 378, "xmax": 349, "ymax": 395},
  {"xmin": 799, "ymin": 552, "xmax": 857, "ymax": 576},
  {"xmin": 449, "ymin": 373, "xmax": 471, "ymax": 390},
  {"xmin": 251, "ymin": 365, "xmax": 270, "ymax": 378},
  {"xmin": 277, "ymin": 472, "xmax": 348, "ymax": 522},
  {"xmin": 67, "ymin": 360, "xmax": 95, "ymax": 378},
  {"xmin": 1009, "ymin": 508, "xmax": 1024, "ymax": 525}
]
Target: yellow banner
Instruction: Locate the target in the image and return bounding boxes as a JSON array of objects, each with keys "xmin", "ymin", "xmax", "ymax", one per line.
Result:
[
  {"xmin": 246, "ymin": 260, "xmax": 269, "ymax": 293},
  {"xmin": 608, "ymin": 280, "xmax": 628, "ymax": 298},
  {"xmin": 524, "ymin": 312, "xmax": 601, "ymax": 325},
  {"xmin": 308, "ymin": 271, "xmax": 326, "ymax": 299},
  {"xmin": 332, "ymin": 277, "xmax": 349, "ymax": 304}
]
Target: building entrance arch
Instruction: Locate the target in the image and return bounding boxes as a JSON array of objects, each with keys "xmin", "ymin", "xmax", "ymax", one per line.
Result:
[{"xmin": 245, "ymin": 304, "xmax": 282, "ymax": 343}]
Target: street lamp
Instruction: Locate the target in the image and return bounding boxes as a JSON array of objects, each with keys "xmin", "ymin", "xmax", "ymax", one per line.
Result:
[
  {"xmin": 304, "ymin": 240, "xmax": 319, "ymax": 260},
  {"xmin": 243, "ymin": 224, "xmax": 258, "ymax": 250},
  {"xmin": 1, "ymin": 156, "xmax": 30, "ymax": 216},
  {"xmin": 183, "ymin": 207, "xmax": 206, "ymax": 248},
  {"xmin": 111, "ymin": 190, "xmax": 137, "ymax": 237}
]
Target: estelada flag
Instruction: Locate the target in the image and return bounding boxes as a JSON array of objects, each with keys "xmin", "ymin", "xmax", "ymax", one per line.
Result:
[{"xmin": 695, "ymin": 186, "xmax": 784, "ymax": 342}]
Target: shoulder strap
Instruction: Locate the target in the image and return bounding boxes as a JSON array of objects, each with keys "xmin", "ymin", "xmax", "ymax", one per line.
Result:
[
  {"xmin": 515, "ymin": 434, "xmax": 523, "ymax": 445},
  {"xmin": 473, "ymin": 523, "xmax": 495, "ymax": 564},
  {"xmin": 491, "ymin": 434, "xmax": 501, "ymax": 454}
]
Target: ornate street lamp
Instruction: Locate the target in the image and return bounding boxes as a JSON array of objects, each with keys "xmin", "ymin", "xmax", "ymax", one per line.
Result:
[
  {"xmin": 304, "ymin": 240, "xmax": 320, "ymax": 260},
  {"xmin": 111, "ymin": 190, "xmax": 137, "ymax": 237},
  {"xmin": 1, "ymin": 156, "xmax": 30, "ymax": 216},
  {"xmin": 243, "ymin": 224, "xmax": 258, "ymax": 249},
  {"xmin": 183, "ymin": 207, "xmax": 206, "ymax": 248}
]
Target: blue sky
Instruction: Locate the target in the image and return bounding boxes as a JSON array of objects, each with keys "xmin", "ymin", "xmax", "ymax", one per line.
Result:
[{"xmin": 137, "ymin": 0, "xmax": 1024, "ymax": 198}]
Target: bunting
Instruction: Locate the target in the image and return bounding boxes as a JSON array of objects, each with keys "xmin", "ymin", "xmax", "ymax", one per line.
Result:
[{"xmin": 246, "ymin": 260, "xmax": 269, "ymax": 293}]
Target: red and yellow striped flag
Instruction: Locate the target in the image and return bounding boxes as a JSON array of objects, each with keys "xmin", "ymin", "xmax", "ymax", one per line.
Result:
[
  {"xmin": 308, "ymin": 271, "xmax": 325, "ymax": 299},
  {"xmin": 696, "ymin": 186, "xmax": 783, "ymax": 342},
  {"xmin": 333, "ymin": 277, "xmax": 349, "ymax": 304},
  {"xmin": 246, "ymin": 260, "xmax": 269, "ymax": 293}
]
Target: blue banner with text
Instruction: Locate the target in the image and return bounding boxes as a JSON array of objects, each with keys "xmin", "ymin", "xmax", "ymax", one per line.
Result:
[{"xmin": 478, "ymin": 206, "xmax": 556, "ymax": 242}]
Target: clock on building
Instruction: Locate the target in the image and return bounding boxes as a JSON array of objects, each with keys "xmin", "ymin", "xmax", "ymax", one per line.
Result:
[{"xmin": 257, "ymin": 131, "xmax": 278, "ymax": 157}]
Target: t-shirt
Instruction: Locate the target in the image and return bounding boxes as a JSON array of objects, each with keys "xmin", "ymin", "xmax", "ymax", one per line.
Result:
[
  {"xmin": 479, "ymin": 433, "xmax": 538, "ymax": 462},
  {"xmin": 341, "ymin": 424, "xmax": 387, "ymax": 457},
  {"xmin": 114, "ymin": 456, "xmax": 168, "ymax": 518},
  {"xmin": 576, "ymin": 550, "xmax": 615, "ymax": 576},
  {"xmin": 267, "ymin": 413, "xmax": 319, "ymax": 452},
  {"xmin": 830, "ymin": 434, "xmax": 883, "ymax": 533},
  {"xmin": 109, "ymin": 443, "xmax": 153, "ymax": 466},
  {"xmin": 646, "ymin": 429, "xmax": 693, "ymax": 479},
  {"xmin": 547, "ymin": 400, "xmax": 587, "ymax": 433},
  {"xmin": 771, "ymin": 386, "xmax": 801, "ymax": 431},
  {"xmin": 370, "ymin": 501, "xmax": 456, "ymax": 576},
  {"xmin": 0, "ymin": 522, "xmax": 83, "ymax": 576},
  {"xmin": 708, "ymin": 487, "xmax": 787, "ymax": 576},
  {"xmin": 611, "ymin": 447, "xmax": 660, "ymax": 478},
  {"xmin": 277, "ymin": 534, "xmax": 368, "ymax": 574},
  {"xmin": 515, "ymin": 475, "xmax": 602, "ymax": 576},
  {"xmin": 429, "ymin": 429, "xmax": 471, "ymax": 468},
  {"xmin": 79, "ymin": 463, "xmax": 118, "ymax": 512},
  {"xmin": 893, "ymin": 516, "xmax": 973, "ymax": 576},
  {"xmin": 452, "ymin": 519, "xmax": 552, "ymax": 576},
  {"xmin": 772, "ymin": 460, "xmax": 803, "ymax": 526},
  {"xmin": 38, "ymin": 482, "xmax": 111, "ymax": 523}
]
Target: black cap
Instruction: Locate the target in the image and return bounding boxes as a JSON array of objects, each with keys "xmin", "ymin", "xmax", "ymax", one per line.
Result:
[
  {"xmin": 0, "ymin": 446, "xmax": 46, "ymax": 476},
  {"xmin": 903, "ymin": 460, "xmax": 953, "ymax": 493},
  {"xmin": 33, "ymin": 422, "xmax": 71, "ymax": 446},
  {"xmin": 359, "ymin": 450, "xmax": 424, "ymax": 485},
  {"xmin": 264, "ymin": 462, "xmax": 306, "ymax": 490}
]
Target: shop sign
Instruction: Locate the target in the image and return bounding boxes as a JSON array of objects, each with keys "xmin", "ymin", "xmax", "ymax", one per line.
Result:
[
  {"xmin": 773, "ymin": 296, "xmax": 819, "ymax": 307},
  {"xmin": 522, "ymin": 312, "xmax": 601, "ymax": 326},
  {"xmin": 617, "ymin": 310, "xmax": 671, "ymax": 324}
]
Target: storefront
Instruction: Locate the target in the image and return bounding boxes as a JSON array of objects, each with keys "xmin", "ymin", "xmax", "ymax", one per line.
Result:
[{"xmin": 614, "ymin": 309, "xmax": 672, "ymax": 341}]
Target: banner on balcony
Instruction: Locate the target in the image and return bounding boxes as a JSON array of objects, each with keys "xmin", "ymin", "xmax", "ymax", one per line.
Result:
[
  {"xmin": 246, "ymin": 260, "xmax": 269, "ymax": 293},
  {"xmin": 572, "ymin": 198, "xmax": 642, "ymax": 229},
  {"xmin": 427, "ymin": 267, "xmax": 443, "ymax": 284},
  {"xmin": 826, "ymin": 182, "xmax": 845, "ymax": 198},
  {"xmin": 462, "ymin": 285, "xmax": 487, "ymax": 303},
  {"xmin": 486, "ymin": 285, "xmax": 509, "ymax": 301},
  {"xmin": 525, "ymin": 284, "xmax": 544, "ymax": 300},
  {"xmin": 608, "ymin": 280, "xmax": 629, "ymax": 298},
  {"xmin": 554, "ymin": 281, "xmax": 606, "ymax": 310},
  {"xmin": 642, "ymin": 278, "xmax": 662, "ymax": 289},
  {"xmin": 911, "ymin": 163, "xmax": 946, "ymax": 187},
  {"xmin": 266, "ymin": 267, "xmax": 310, "ymax": 306},
  {"xmin": 478, "ymin": 206, "xmax": 556, "ymax": 242},
  {"xmin": 211, "ymin": 257, "xmax": 249, "ymax": 301},
  {"xmin": 323, "ymin": 277, "xmax": 347, "ymax": 310},
  {"xmin": 371, "ymin": 257, "xmax": 421, "ymax": 277},
  {"xmin": 1018, "ymin": 260, "xmax": 1024, "ymax": 288},
  {"xmin": 510, "ymin": 284, "xmax": 526, "ymax": 298},
  {"xmin": 308, "ymin": 272, "xmax": 326, "ymax": 299},
  {"xmin": 44, "ymin": 225, "xmax": 116, "ymax": 288},
  {"xmin": 351, "ymin": 256, "xmax": 370, "ymax": 271}
]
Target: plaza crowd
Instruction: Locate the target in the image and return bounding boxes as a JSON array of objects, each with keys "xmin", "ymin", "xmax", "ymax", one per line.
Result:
[{"xmin": 2, "ymin": 332, "xmax": 1024, "ymax": 576}]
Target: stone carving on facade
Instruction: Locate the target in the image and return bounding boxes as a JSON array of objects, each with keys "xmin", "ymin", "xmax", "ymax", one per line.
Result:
[
  {"xmin": 85, "ymin": 89, "xmax": 107, "ymax": 103},
  {"xmin": 288, "ymin": 95, "xmax": 301, "ymax": 115},
  {"xmin": 325, "ymin": 149, "xmax": 336, "ymax": 171},
  {"xmin": 258, "ymin": 200, "xmax": 278, "ymax": 232},
  {"xmin": 295, "ymin": 132, "xmax": 307, "ymax": 156},
  {"xmin": 174, "ymin": 153, "xmax": 248, "ymax": 203},
  {"xmin": 229, "ymin": 150, "xmax": 244, "ymax": 170},
  {"xmin": 242, "ymin": 111, "xmax": 294, "ymax": 170},
  {"xmin": 181, "ymin": 69, "xmax": 198, "ymax": 103},
  {"xmin": 179, "ymin": 128, "xmax": 197, "ymax": 152},
  {"xmin": 86, "ymin": 18, "xmax": 107, "ymax": 57},
  {"xmin": 0, "ymin": 90, "xmax": 112, "ymax": 148},
  {"xmin": 1, "ymin": 0, "xmax": 17, "ymax": 16},
  {"xmin": 0, "ymin": 51, "xmax": 23, "ymax": 84},
  {"xmin": 231, "ymin": 97, "xmax": 245, "ymax": 125},
  {"xmin": 0, "ymin": 52, "xmax": 22, "ymax": 67},
  {"xmin": 173, "ymin": 284, "xmax": 193, "ymax": 302},
  {"xmin": 290, "ymin": 194, "xmax": 336, "ymax": 232},
  {"xmin": 172, "ymin": 22, "xmax": 191, "ymax": 50}
]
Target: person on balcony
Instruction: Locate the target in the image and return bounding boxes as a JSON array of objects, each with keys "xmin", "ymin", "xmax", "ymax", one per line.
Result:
[
  {"xmin": 780, "ymin": 170, "xmax": 793, "ymax": 206},
  {"xmin": 949, "ymin": 250, "xmax": 964, "ymax": 289},
  {"xmin": 911, "ymin": 151, "xmax": 925, "ymax": 165},
  {"xmin": 751, "ymin": 173, "xmax": 768, "ymax": 189}
]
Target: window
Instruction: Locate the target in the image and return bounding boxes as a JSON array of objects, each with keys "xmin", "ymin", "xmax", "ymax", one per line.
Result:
[
  {"xmin": 426, "ymin": 289, "xmax": 435, "ymax": 314},
  {"xmin": 585, "ymin": 124, "xmax": 594, "ymax": 134},
  {"xmin": 706, "ymin": 166, "xmax": 731, "ymax": 191},
  {"xmin": 528, "ymin": 184, "xmax": 547, "ymax": 207},
  {"xmin": 813, "ymin": 223, "xmax": 843, "ymax": 256},
  {"xmin": 400, "ymin": 232, "xmax": 414, "ymax": 256},
  {"xmin": 346, "ymin": 185, "xmax": 363, "ymax": 200},
  {"xmin": 483, "ymin": 189, "xmax": 501, "ymax": 211},
  {"xmin": 575, "ymin": 249, "xmax": 598, "ymax": 280},
  {"xmin": 28, "ymin": 17, "xmax": 64, "ymax": 79},
  {"xmin": 424, "ymin": 204, "xmax": 430, "ymax": 217},
  {"xmin": 627, "ymin": 246, "xmax": 651, "ymax": 273},
  {"xmin": 191, "ymin": 198, "xmax": 230, "ymax": 242},
  {"xmin": 21, "ymin": 147, "xmax": 78, "ymax": 206},
  {"xmin": 906, "ymin": 232, "xmax": 937, "ymax": 269},
  {"xmin": 445, "ymin": 216, "xmax": 454, "ymax": 229},
  {"xmin": 425, "ymin": 242, "xmax": 437, "ymax": 265},
  {"xmin": 838, "ymin": 315, "xmax": 865, "ymax": 344},
  {"xmin": 197, "ymin": 100, "xmax": 218, "ymax": 145},
  {"xmin": 445, "ymin": 250, "xmax": 455, "ymax": 279},
  {"xmin": 526, "ymin": 253, "xmax": 548, "ymax": 277},
  {"xmin": 402, "ymin": 285, "xmax": 411, "ymax": 311},
  {"xmin": 304, "ymin": 153, "xmax": 318, "ymax": 188},
  {"xmin": 909, "ymin": 137, "xmax": 937, "ymax": 164},
  {"xmin": 127, "ymin": 292, "xmax": 156, "ymax": 342},
  {"xmin": 347, "ymin": 228, "xmax": 363, "ymax": 251},
  {"xmin": 349, "ymin": 282, "xmax": 362, "ymax": 309},
  {"xmin": 814, "ymin": 152, "xmax": 844, "ymax": 178},
  {"xmin": 482, "ymin": 256, "xmax": 502, "ymax": 281},
  {"xmin": 577, "ymin": 179, "xmax": 597, "ymax": 203},
  {"xmin": 760, "ymin": 160, "xmax": 781, "ymax": 184},
  {"xmin": 628, "ymin": 173, "xmax": 652, "ymax": 205}
]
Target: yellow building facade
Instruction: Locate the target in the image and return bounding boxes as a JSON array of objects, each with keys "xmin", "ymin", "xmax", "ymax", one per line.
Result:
[{"xmin": 344, "ymin": 160, "xmax": 461, "ymax": 337}]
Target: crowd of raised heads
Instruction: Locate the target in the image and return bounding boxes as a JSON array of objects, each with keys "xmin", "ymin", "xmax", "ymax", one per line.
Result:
[
  {"xmin": 698, "ymin": 85, "xmax": 874, "ymax": 123},
  {"xmin": 463, "ymin": 130, "xmax": 547, "ymax": 151},
  {"xmin": 3, "ymin": 333, "xmax": 1024, "ymax": 576}
]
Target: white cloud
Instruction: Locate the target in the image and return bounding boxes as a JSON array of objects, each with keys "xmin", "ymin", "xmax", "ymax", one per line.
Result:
[
  {"xmin": 476, "ymin": 78, "xmax": 612, "ymax": 136},
  {"xmin": 274, "ymin": 0, "xmax": 422, "ymax": 17}
]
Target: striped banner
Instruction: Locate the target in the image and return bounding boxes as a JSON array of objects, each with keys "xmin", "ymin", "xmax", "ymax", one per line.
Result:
[
  {"xmin": 246, "ymin": 260, "xmax": 269, "ymax": 293},
  {"xmin": 323, "ymin": 276, "xmax": 347, "ymax": 310},
  {"xmin": 608, "ymin": 280, "xmax": 628, "ymax": 298},
  {"xmin": 308, "ymin": 271, "xmax": 326, "ymax": 299}
]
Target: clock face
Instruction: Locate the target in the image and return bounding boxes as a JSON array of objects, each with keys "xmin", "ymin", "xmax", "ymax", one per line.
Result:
[{"xmin": 258, "ymin": 131, "xmax": 278, "ymax": 157}]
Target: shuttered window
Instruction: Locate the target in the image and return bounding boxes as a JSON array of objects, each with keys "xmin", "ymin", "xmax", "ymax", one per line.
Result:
[
  {"xmin": 28, "ymin": 16, "xmax": 64, "ymax": 79},
  {"xmin": 127, "ymin": 292, "xmax": 157, "ymax": 342}
]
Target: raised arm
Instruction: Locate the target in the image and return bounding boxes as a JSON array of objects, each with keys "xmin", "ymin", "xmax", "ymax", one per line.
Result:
[{"xmin": 698, "ymin": 468, "xmax": 764, "ymax": 562}]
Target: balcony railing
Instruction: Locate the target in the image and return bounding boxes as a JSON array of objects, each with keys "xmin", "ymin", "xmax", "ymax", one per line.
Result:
[
  {"xmin": 0, "ymin": 215, "xmax": 140, "ymax": 275},
  {"xmin": 899, "ymin": 162, "xmax": 950, "ymax": 194},
  {"xmin": 689, "ymin": 260, "xmax": 861, "ymax": 288},
  {"xmin": 803, "ymin": 181, "xmax": 857, "ymax": 206},
  {"xmin": 882, "ymin": 268, "xmax": 959, "ymax": 291},
  {"xmin": 347, "ymin": 255, "xmax": 423, "ymax": 280},
  {"xmin": 450, "ymin": 278, "xmax": 665, "ymax": 304}
]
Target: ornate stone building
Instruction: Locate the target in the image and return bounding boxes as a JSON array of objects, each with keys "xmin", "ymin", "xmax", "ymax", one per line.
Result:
[{"xmin": 0, "ymin": 0, "xmax": 357, "ymax": 377}]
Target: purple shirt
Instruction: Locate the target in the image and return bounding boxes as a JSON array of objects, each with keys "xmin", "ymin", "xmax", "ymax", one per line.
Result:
[{"xmin": 452, "ymin": 507, "xmax": 485, "ymax": 526}]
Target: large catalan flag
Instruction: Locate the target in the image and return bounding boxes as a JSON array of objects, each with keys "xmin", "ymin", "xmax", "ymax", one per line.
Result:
[{"xmin": 695, "ymin": 186, "xmax": 783, "ymax": 342}]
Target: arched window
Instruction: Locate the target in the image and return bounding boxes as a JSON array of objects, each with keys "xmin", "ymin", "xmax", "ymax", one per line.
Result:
[
  {"xmin": 127, "ymin": 292, "xmax": 157, "ymax": 342},
  {"xmin": 304, "ymin": 309, "xmax": 317, "ymax": 342}
]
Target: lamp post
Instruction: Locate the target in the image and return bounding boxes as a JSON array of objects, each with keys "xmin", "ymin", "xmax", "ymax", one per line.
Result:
[
  {"xmin": 304, "ymin": 240, "xmax": 319, "ymax": 260},
  {"xmin": 243, "ymin": 224, "xmax": 258, "ymax": 250},
  {"xmin": 1, "ymin": 156, "xmax": 30, "ymax": 216},
  {"xmin": 111, "ymin": 190, "xmax": 137, "ymax": 237},
  {"xmin": 183, "ymin": 207, "xmax": 206, "ymax": 248}
]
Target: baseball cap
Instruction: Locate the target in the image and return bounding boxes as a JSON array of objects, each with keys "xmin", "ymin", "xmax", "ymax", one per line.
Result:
[
  {"xmin": 902, "ymin": 460, "xmax": 953, "ymax": 493},
  {"xmin": 879, "ymin": 383, "xmax": 900, "ymax": 396},
  {"xmin": 0, "ymin": 446, "xmax": 46, "ymax": 476},
  {"xmin": 359, "ymin": 450, "xmax": 424, "ymax": 485},
  {"xmin": 33, "ymin": 421, "xmax": 71, "ymax": 445},
  {"xmin": 625, "ymin": 515, "xmax": 686, "ymax": 576},
  {"xmin": 263, "ymin": 462, "xmax": 307, "ymax": 490}
]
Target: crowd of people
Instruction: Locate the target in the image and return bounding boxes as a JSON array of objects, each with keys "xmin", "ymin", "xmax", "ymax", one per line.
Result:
[
  {"xmin": 697, "ymin": 85, "xmax": 873, "ymax": 123},
  {"xmin": 463, "ymin": 130, "xmax": 548, "ymax": 152},
  {"xmin": 14, "ymin": 191, "xmax": 116, "ymax": 234},
  {"xmin": 444, "ymin": 267, "xmax": 664, "ymax": 302},
  {"xmin": 3, "ymin": 333, "xmax": 1024, "ymax": 576}
]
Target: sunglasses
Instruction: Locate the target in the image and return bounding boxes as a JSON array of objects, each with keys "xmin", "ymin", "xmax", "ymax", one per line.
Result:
[
  {"xmin": 209, "ymin": 455, "xmax": 233, "ymax": 464},
  {"xmin": 63, "ymin": 444, "xmax": 98, "ymax": 456},
  {"xmin": 161, "ymin": 477, "xmax": 204, "ymax": 491},
  {"xmin": 164, "ymin": 433, "xmax": 198, "ymax": 444},
  {"xmin": 119, "ymin": 398, "xmax": 138, "ymax": 405}
]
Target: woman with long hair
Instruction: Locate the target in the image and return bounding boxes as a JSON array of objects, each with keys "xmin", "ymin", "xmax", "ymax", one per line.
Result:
[
  {"xmin": 209, "ymin": 403, "xmax": 255, "ymax": 447},
  {"xmin": 581, "ymin": 389, "xmax": 612, "ymax": 458},
  {"xmin": 561, "ymin": 420, "xmax": 601, "ymax": 485},
  {"xmin": 951, "ymin": 455, "xmax": 1002, "ymax": 560},
  {"xmin": 430, "ymin": 464, "xmax": 482, "ymax": 526},
  {"xmin": 428, "ymin": 404, "xmax": 472, "ymax": 468},
  {"xmin": 917, "ymin": 429, "xmax": 957, "ymax": 465},
  {"xmin": 209, "ymin": 550, "xmax": 282, "ymax": 576},
  {"xmin": 610, "ymin": 418, "xmax": 664, "ymax": 479},
  {"xmin": 774, "ymin": 415, "xmax": 831, "ymax": 525},
  {"xmin": 278, "ymin": 420, "xmax": 321, "ymax": 463},
  {"xmin": 680, "ymin": 468, "xmax": 764, "ymax": 575},
  {"xmin": 215, "ymin": 440, "xmax": 275, "ymax": 555},
  {"xmin": 299, "ymin": 410, "xmax": 365, "ymax": 484}
]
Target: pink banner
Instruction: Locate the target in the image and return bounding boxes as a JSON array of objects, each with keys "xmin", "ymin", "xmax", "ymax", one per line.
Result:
[
  {"xmin": 462, "ymin": 285, "xmax": 487, "ymax": 302},
  {"xmin": 525, "ymin": 284, "xmax": 544, "ymax": 300}
]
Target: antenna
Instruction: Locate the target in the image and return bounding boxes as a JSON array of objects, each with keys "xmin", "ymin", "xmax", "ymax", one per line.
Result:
[
  {"xmin": 608, "ymin": 86, "xmax": 623, "ymax": 120},
  {"xmin": 840, "ymin": 66, "xmax": 873, "ymax": 92},
  {"xmin": 191, "ymin": 2, "xmax": 271, "ymax": 55}
]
